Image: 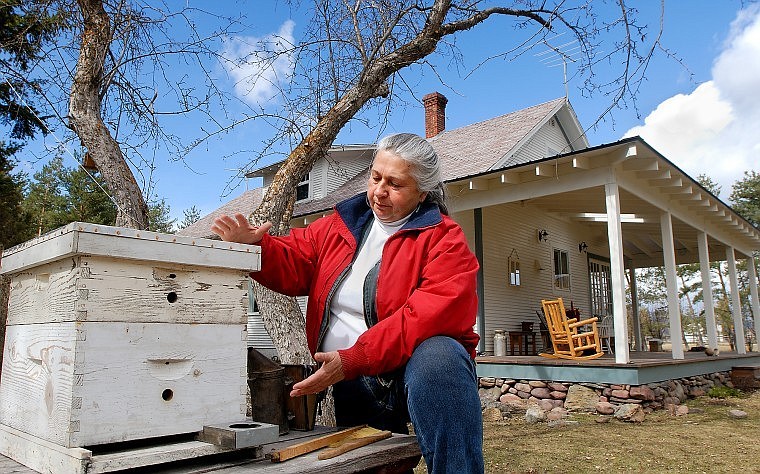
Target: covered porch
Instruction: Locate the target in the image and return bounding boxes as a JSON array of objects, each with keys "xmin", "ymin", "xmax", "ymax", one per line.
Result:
[{"xmin": 447, "ymin": 137, "xmax": 760, "ymax": 364}]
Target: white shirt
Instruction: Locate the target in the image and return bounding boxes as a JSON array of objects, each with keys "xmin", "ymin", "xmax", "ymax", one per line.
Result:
[{"xmin": 320, "ymin": 213, "xmax": 411, "ymax": 352}]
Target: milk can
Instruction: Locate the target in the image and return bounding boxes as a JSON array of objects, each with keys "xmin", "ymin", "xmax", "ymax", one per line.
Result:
[{"xmin": 493, "ymin": 330, "xmax": 507, "ymax": 356}]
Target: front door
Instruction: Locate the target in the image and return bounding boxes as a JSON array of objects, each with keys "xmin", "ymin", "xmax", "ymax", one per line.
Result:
[{"xmin": 588, "ymin": 257, "xmax": 612, "ymax": 317}]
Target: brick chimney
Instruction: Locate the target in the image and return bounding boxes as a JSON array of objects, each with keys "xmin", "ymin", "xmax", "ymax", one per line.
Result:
[{"xmin": 423, "ymin": 92, "xmax": 448, "ymax": 138}]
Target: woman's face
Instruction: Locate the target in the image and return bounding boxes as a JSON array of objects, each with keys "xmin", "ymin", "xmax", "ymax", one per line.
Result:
[{"xmin": 367, "ymin": 150, "xmax": 427, "ymax": 223}]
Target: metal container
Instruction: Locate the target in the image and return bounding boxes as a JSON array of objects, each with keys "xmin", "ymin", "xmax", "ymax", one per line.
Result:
[
  {"xmin": 493, "ymin": 330, "xmax": 506, "ymax": 357},
  {"xmin": 247, "ymin": 348, "xmax": 288, "ymax": 435},
  {"xmin": 283, "ymin": 365, "xmax": 318, "ymax": 431}
]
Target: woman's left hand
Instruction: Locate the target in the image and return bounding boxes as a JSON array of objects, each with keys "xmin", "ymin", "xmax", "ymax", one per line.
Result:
[{"xmin": 290, "ymin": 351, "xmax": 344, "ymax": 397}]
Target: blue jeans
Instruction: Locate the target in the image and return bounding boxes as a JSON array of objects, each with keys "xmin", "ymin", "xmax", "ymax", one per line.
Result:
[{"xmin": 333, "ymin": 336, "xmax": 484, "ymax": 474}]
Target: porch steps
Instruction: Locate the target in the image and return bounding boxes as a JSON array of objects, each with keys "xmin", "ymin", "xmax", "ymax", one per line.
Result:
[{"xmin": 730, "ymin": 365, "xmax": 760, "ymax": 390}]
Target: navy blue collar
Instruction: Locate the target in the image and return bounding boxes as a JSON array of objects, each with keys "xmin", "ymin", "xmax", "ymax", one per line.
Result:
[{"xmin": 335, "ymin": 193, "xmax": 443, "ymax": 245}]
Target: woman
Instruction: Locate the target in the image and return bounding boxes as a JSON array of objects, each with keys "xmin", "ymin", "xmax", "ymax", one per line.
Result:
[{"xmin": 212, "ymin": 133, "xmax": 484, "ymax": 473}]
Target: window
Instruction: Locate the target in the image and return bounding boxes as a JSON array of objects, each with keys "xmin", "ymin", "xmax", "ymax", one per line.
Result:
[
  {"xmin": 553, "ymin": 248, "xmax": 570, "ymax": 290},
  {"xmin": 507, "ymin": 249, "xmax": 521, "ymax": 286},
  {"xmin": 296, "ymin": 173, "xmax": 310, "ymax": 201}
]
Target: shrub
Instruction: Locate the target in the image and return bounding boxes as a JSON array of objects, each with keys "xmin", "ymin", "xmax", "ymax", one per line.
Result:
[{"xmin": 707, "ymin": 386, "xmax": 742, "ymax": 399}]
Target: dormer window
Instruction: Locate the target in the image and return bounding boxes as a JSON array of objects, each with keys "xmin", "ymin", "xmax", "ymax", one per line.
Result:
[{"xmin": 296, "ymin": 173, "xmax": 310, "ymax": 201}]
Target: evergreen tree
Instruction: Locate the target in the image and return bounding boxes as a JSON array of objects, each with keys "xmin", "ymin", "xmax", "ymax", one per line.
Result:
[
  {"xmin": 147, "ymin": 198, "xmax": 176, "ymax": 234},
  {"xmin": 0, "ymin": 1, "xmax": 63, "ymax": 149},
  {"xmin": 729, "ymin": 171, "xmax": 760, "ymax": 227},
  {"xmin": 177, "ymin": 206, "xmax": 202, "ymax": 231},
  {"xmin": 23, "ymin": 156, "xmax": 117, "ymax": 235},
  {"xmin": 0, "ymin": 147, "xmax": 34, "ymax": 248},
  {"xmin": 21, "ymin": 156, "xmax": 178, "ymax": 235},
  {"xmin": 1, "ymin": 1, "xmax": 64, "ymax": 246}
]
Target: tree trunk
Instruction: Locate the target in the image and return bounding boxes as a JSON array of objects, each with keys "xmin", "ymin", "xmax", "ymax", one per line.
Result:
[
  {"xmin": 249, "ymin": 10, "xmax": 445, "ymax": 368},
  {"xmin": 249, "ymin": 26, "xmax": 442, "ymax": 427},
  {"xmin": 69, "ymin": 0, "xmax": 148, "ymax": 229}
]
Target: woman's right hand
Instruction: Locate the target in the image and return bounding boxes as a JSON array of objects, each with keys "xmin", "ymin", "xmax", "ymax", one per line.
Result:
[{"xmin": 211, "ymin": 213, "xmax": 272, "ymax": 245}]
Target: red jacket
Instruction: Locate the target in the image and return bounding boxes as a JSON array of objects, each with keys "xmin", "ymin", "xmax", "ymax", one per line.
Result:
[{"xmin": 251, "ymin": 193, "xmax": 480, "ymax": 380}]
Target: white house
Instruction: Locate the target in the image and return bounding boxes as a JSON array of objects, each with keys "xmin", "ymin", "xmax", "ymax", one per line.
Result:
[{"xmin": 180, "ymin": 93, "xmax": 760, "ymax": 365}]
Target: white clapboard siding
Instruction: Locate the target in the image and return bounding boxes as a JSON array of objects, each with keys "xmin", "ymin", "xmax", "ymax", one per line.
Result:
[
  {"xmin": 509, "ymin": 118, "xmax": 572, "ymax": 166},
  {"xmin": 0, "ymin": 322, "xmax": 246, "ymax": 448},
  {"xmin": 477, "ymin": 202, "xmax": 599, "ymax": 353},
  {"xmin": 247, "ymin": 313, "xmax": 278, "ymax": 359}
]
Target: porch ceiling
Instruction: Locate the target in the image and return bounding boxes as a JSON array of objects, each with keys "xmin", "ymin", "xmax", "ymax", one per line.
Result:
[
  {"xmin": 527, "ymin": 187, "xmax": 739, "ymax": 268},
  {"xmin": 447, "ymin": 137, "xmax": 760, "ymax": 268}
]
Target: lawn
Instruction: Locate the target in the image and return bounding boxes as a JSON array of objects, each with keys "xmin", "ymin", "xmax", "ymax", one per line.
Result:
[{"xmin": 416, "ymin": 389, "xmax": 760, "ymax": 473}]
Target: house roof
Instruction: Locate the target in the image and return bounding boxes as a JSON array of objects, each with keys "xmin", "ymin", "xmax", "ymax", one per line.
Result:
[
  {"xmin": 430, "ymin": 97, "xmax": 570, "ymax": 179},
  {"xmin": 178, "ymin": 188, "xmax": 264, "ymax": 239},
  {"xmin": 286, "ymin": 98, "xmax": 576, "ymax": 218},
  {"xmin": 246, "ymin": 144, "xmax": 377, "ymax": 178},
  {"xmin": 179, "ymin": 98, "xmax": 760, "ymax": 261},
  {"xmin": 295, "ymin": 167, "xmax": 370, "ymax": 217}
]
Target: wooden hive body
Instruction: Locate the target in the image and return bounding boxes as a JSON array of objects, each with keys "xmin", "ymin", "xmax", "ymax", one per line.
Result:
[{"xmin": 0, "ymin": 223, "xmax": 260, "ymax": 449}]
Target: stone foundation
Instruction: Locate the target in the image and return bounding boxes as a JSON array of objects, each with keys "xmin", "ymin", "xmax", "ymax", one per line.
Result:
[{"xmin": 478, "ymin": 371, "xmax": 733, "ymax": 415}]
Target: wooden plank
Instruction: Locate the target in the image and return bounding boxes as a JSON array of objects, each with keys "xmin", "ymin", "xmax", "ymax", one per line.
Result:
[
  {"xmin": 317, "ymin": 429, "xmax": 392, "ymax": 460},
  {"xmin": 6, "ymin": 257, "xmax": 248, "ymax": 326},
  {"xmin": 0, "ymin": 324, "xmax": 77, "ymax": 446},
  {"xmin": 268, "ymin": 426, "xmax": 366, "ymax": 462},
  {"xmin": 0, "ymin": 424, "xmax": 90, "ymax": 474},
  {"xmin": 5, "ymin": 259, "xmax": 80, "ymax": 325},
  {"xmin": 73, "ymin": 322, "xmax": 247, "ymax": 447},
  {"xmin": 87, "ymin": 440, "xmax": 237, "ymax": 474},
  {"xmin": 228, "ymin": 434, "xmax": 420, "ymax": 474},
  {"xmin": 74, "ymin": 258, "xmax": 248, "ymax": 325},
  {"xmin": 0, "ymin": 222, "xmax": 260, "ymax": 275},
  {"xmin": 0, "ymin": 428, "xmax": 422, "ymax": 474}
]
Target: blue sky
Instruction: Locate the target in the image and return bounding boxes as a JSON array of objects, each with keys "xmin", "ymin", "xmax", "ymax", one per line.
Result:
[{"xmin": 18, "ymin": 1, "xmax": 760, "ymax": 224}]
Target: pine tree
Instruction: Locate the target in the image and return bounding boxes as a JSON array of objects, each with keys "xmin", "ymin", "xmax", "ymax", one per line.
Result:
[
  {"xmin": 177, "ymin": 206, "xmax": 202, "ymax": 230},
  {"xmin": 0, "ymin": 147, "xmax": 34, "ymax": 248},
  {"xmin": 729, "ymin": 171, "xmax": 760, "ymax": 227}
]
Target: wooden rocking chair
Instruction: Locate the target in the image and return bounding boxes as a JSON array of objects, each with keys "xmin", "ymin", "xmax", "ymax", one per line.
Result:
[{"xmin": 539, "ymin": 298, "xmax": 604, "ymax": 360}]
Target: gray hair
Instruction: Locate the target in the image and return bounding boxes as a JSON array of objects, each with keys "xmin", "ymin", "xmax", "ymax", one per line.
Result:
[{"xmin": 374, "ymin": 133, "xmax": 449, "ymax": 215}]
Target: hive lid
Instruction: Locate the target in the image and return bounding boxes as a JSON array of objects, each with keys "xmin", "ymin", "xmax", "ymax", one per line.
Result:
[{"xmin": 0, "ymin": 222, "xmax": 261, "ymax": 274}]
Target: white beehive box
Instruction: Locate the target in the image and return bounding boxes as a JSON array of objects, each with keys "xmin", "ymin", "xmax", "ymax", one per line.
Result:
[{"xmin": 0, "ymin": 222, "xmax": 260, "ymax": 449}]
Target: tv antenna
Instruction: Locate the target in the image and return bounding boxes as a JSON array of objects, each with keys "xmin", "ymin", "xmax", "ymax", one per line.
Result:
[
  {"xmin": 535, "ymin": 36, "xmax": 583, "ymax": 99},
  {"xmin": 225, "ymin": 168, "xmax": 252, "ymax": 191}
]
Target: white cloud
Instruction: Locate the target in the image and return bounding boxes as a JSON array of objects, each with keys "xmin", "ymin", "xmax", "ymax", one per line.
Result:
[
  {"xmin": 623, "ymin": 5, "xmax": 760, "ymax": 198},
  {"xmin": 222, "ymin": 20, "xmax": 296, "ymax": 107}
]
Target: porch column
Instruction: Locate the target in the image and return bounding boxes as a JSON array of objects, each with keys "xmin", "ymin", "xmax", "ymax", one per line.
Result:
[
  {"xmin": 605, "ymin": 183, "xmax": 630, "ymax": 363},
  {"xmin": 474, "ymin": 208, "xmax": 486, "ymax": 354},
  {"xmin": 629, "ymin": 266, "xmax": 643, "ymax": 351},
  {"xmin": 725, "ymin": 246, "xmax": 746, "ymax": 354},
  {"xmin": 697, "ymin": 232, "xmax": 718, "ymax": 351},
  {"xmin": 660, "ymin": 212, "xmax": 684, "ymax": 359},
  {"xmin": 748, "ymin": 255, "xmax": 760, "ymax": 352}
]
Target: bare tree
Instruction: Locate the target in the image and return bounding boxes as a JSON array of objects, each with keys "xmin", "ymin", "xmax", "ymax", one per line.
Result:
[
  {"xmin": 69, "ymin": 0, "xmax": 148, "ymax": 227},
  {"xmin": 240, "ymin": 0, "xmax": 668, "ymax": 366},
  {"xmin": 2, "ymin": 1, "xmax": 257, "ymax": 229},
  {"xmin": 7, "ymin": 0, "xmax": 669, "ymax": 367}
]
